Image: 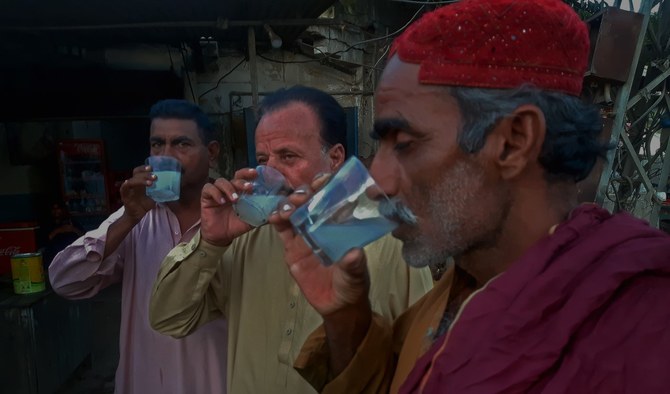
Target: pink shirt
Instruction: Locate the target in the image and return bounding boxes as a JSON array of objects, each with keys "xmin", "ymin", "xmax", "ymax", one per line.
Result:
[{"xmin": 49, "ymin": 205, "xmax": 227, "ymax": 394}]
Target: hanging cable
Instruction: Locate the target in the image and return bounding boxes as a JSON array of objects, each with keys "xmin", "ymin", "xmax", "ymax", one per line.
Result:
[
  {"xmin": 198, "ymin": 58, "xmax": 246, "ymax": 100},
  {"xmin": 180, "ymin": 43, "xmax": 196, "ymax": 102},
  {"xmin": 259, "ymin": 5, "xmax": 426, "ymax": 73},
  {"xmin": 258, "ymin": 53, "xmax": 322, "ymax": 64},
  {"xmin": 167, "ymin": 45, "xmax": 175, "ymax": 72},
  {"xmin": 337, "ymin": 5, "xmax": 426, "ymax": 50}
]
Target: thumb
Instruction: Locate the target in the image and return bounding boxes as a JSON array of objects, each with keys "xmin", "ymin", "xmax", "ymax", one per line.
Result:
[{"xmin": 338, "ymin": 248, "xmax": 369, "ymax": 286}]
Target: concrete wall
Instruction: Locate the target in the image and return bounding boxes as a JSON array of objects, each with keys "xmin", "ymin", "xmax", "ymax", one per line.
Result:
[
  {"xmin": 1, "ymin": 0, "xmax": 411, "ymax": 217},
  {"xmin": 196, "ymin": 54, "xmax": 366, "ymax": 114},
  {"xmin": 187, "ymin": 0, "xmax": 419, "ymax": 169},
  {"xmin": 194, "ymin": 51, "xmax": 377, "ymax": 171},
  {"xmin": 192, "ymin": 16, "xmax": 384, "ymax": 174}
]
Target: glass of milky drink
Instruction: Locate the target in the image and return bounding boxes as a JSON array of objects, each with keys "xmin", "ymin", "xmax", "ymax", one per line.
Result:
[
  {"xmin": 233, "ymin": 165, "xmax": 291, "ymax": 227},
  {"xmin": 290, "ymin": 156, "xmax": 398, "ymax": 266},
  {"xmin": 146, "ymin": 156, "xmax": 182, "ymax": 202}
]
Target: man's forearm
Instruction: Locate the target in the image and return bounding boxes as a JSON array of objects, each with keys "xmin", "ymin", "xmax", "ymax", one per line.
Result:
[
  {"xmin": 102, "ymin": 213, "xmax": 138, "ymax": 259},
  {"xmin": 323, "ymin": 299, "xmax": 373, "ymax": 377},
  {"xmin": 149, "ymin": 234, "xmax": 228, "ymax": 338}
]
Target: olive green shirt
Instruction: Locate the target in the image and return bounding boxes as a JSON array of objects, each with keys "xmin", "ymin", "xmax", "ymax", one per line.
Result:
[{"xmin": 150, "ymin": 225, "xmax": 433, "ymax": 394}]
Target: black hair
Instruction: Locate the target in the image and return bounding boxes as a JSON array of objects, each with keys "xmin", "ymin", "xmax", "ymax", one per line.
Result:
[
  {"xmin": 149, "ymin": 99, "xmax": 217, "ymax": 143},
  {"xmin": 258, "ymin": 85, "xmax": 347, "ymax": 151},
  {"xmin": 449, "ymin": 85, "xmax": 611, "ymax": 183}
]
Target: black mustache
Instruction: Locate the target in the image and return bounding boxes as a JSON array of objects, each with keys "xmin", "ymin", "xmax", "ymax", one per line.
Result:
[{"xmin": 378, "ymin": 197, "xmax": 417, "ymax": 225}]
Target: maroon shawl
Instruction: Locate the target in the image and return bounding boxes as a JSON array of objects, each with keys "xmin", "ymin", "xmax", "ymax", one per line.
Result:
[{"xmin": 401, "ymin": 205, "xmax": 670, "ymax": 393}]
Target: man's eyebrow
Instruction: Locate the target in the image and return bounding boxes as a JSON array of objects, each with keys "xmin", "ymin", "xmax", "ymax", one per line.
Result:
[
  {"xmin": 370, "ymin": 118, "xmax": 410, "ymax": 140},
  {"xmin": 149, "ymin": 136, "xmax": 165, "ymax": 143},
  {"xmin": 170, "ymin": 136, "xmax": 194, "ymax": 144},
  {"xmin": 273, "ymin": 147, "xmax": 299, "ymax": 155}
]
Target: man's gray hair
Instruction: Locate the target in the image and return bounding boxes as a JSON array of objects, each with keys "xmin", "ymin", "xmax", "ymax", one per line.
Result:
[{"xmin": 448, "ymin": 85, "xmax": 609, "ymax": 183}]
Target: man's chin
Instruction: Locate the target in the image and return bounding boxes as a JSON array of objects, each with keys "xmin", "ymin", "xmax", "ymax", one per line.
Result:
[
  {"xmin": 399, "ymin": 236, "xmax": 454, "ymax": 270},
  {"xmin": 397, "ymin": 239, "xmax": 424, "ymax": 267},
  {"xmin": 391, "ymin": 223, "xmax": 414, "ymax": 241}
]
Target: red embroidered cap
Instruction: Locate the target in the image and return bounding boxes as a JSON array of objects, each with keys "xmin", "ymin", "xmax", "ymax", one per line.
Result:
[{"xmin": 390, "ymin": 0, "xmax": 590, "ymax": 96}]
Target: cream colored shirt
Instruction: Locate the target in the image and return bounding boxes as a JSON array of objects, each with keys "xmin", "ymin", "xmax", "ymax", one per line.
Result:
[
  {"xmin": 150, "ymin": 225, "xmax": 433, "ymax": 394},
  {"xmin": 295, "ymin": 267, "xmax": 456, "ymax": 394}
]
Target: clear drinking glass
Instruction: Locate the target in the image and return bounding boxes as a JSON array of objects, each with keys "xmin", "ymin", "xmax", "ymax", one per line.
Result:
[
  {"xmin": 233, "ymin": 165, "xmax": 291, "ymax": 227},
  {"xmin": 146, "ymin": 156, "xmax": 181, "ymax": 202},
  {"xmin": 289, "ymin": 156, "xmax": 398, "ymax": 266}
]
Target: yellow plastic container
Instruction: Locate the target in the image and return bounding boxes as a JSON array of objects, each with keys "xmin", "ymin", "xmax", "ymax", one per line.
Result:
[{"xmin": 11, "ymin": 252, "xmax": 45, "ymax": 294}]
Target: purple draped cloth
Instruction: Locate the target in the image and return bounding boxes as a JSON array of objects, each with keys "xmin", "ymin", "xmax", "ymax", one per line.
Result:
[{"xmin": 401, "ymin": 205, "xmax": 670, "ymax": 393}]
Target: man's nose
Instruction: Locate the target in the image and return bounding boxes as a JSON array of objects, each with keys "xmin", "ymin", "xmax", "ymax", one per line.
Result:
[
  {"xmin": 160, "ymin": 145, "xmax": 177, "ymax": 157},
  {"xmin": 369, "ymin": 152, "xmax": 399, "ymax": 198}
]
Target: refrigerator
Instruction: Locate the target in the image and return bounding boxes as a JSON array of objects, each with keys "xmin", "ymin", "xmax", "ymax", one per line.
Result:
[{"xmin": 57, "ymin": 140, "xmax": 110, "ymax": 218}]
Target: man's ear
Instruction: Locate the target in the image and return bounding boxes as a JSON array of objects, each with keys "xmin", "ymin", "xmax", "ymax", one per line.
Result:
[
  {"xmin": 486, "ymin": 104, "xmax": 546, "ymax": 180},
  {"xmin": 328, "ymin": 143, "xmax": 345, "ymax": 171},
  {"xmin": 207, "ymin": 141, "xmax": 221, "ymax": 168}
]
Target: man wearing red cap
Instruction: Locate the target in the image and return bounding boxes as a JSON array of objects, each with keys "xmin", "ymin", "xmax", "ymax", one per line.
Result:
[{"xmin": 270, "ymin": 0, "xmax": 670, "ymax": 393}]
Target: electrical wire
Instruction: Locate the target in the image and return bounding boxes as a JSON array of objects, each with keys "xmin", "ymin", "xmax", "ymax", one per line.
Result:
[
  {"xmin": 260, "ymin": 4, "xmax": 426, "ymax": 72},
  {"xmin": 180, "ymin": 43, "xmax": 196, "ymax": 102},
  {"xmin": 167, "ymin": 45, "xmax": 175, "ymax": 72},
  {"xmin": 258, "ymin": 53, "xmax": 322, "ymax": 64},
  {"xmin": 273, "ymin": 5, "xmax": 425, "ymax": 66},
  {"xmin": 298, "ymin": 42, "xmax": 385, "ymax": 70},
  {"xmin": 389, "ymin": 0, "xmax": 458, "ymax": 4},
  {"xmin": 198, "ymin": 58, "xmax": 246, "ymax": 100},
  {"xmin": 197, "ymin": 2, "xmax": 427, "ymax": 101},
  {"xmin": 337, "ymin": 5, "xmax": 426, "ymax": 51},
  {"xmin": 371, "ymin": 44, "xmax": 391, "ymax": 70},
  {"xmin": 259, "ymin": 48, "xmax": 384, "ymax": 70},
  {"xmin": 630, "ymin": 91, "xmax": 665, "ymax": 129},
  {"xmin": 363, "ymin": 43, "xmax": 392, "ymax": 89}
]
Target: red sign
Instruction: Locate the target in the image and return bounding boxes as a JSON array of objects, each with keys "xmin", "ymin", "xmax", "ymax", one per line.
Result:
[
  {"xmin": 58, "ymin": 141, "xmax": 102, "ymax": 157},
  {"xmin": 0, "ymin": 223, "xmax": 39, "ymax": 275}
]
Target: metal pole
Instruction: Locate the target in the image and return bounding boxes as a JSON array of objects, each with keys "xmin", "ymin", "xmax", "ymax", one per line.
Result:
[
  {"xmin": 613, "ymin": 0, "xmax": 623, "ymax": 8},
  {"xmin": 247, "ymin": 27, "xmax": 259, "ymax": 109},
  {"xmin": 619, "ymin": 131, "xmax": 656, "ymax": 197},
  {"xmin": 595, "ymin": 0, "xmax": 655, "ymax": 208},
  {"xmin": 625, "ymin": 66, "xmax": 670, "ymax": 110},
  {"xmin": 649, "ymin": 94, "xmax": 670, "ymax": 227},
  {"xmin": 650, "ymin": 128, "xmax": 670, "ymax": 227}
]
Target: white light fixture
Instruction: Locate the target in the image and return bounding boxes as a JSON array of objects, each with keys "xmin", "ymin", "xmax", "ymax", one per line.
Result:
[{"xmin": 264, "ymin": 24, "xmax": 283, "ymax": 49}]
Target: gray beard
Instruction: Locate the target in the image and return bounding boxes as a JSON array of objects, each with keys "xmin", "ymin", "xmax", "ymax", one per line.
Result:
[
  {"xmin": 402, "ymin": 237, "xmax": 454, "ymax": 270},
  {"xmin": 399, "ymin": 161, "xmax": 478, "ymax": 269},
  {"xmin": 399, "ymin": 161, "xmax": 509, "ymax": 271}
]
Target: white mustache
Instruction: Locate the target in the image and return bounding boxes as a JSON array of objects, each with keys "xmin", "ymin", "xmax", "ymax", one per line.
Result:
[{"xmin": 378, "ymin": 197, "xmax": 417, "ymax": 225}]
